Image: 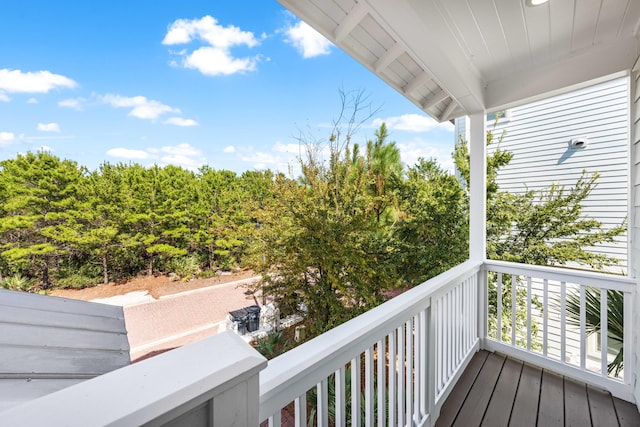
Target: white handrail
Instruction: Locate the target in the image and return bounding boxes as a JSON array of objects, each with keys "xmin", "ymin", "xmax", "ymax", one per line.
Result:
[
  {"xmin": 0, "ymin": 332, "xmax": 267, "ymax": 426},
  {"xmin": 259, "ymin": 260, "xmax": 482, "ymax": 424}
]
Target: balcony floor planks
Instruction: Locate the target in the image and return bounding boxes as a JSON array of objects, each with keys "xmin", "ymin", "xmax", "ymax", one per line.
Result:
[{"xmin": 436, "ymin": 350, "xmax": 640, "ymax": 427}]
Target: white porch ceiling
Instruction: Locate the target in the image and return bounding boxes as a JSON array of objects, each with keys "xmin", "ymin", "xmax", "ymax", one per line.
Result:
[{"xmin": 277, "ymin": 0, "xmax": 640, "ymax": 122}]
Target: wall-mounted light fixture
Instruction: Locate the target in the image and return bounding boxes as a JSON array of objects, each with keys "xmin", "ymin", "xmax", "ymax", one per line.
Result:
[
  {"xmin": 525, "ymin": 0, "xmax": 549, "ymax": 6},
  {"xmin": 570, "ymin": 137, "xmax": 589, "ymax": 148}
]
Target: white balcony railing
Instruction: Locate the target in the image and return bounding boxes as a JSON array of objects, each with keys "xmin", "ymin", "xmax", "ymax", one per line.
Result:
[
  {"xmin": 0, "ymin": 260, "xmax": 635, "ymax": 426},
  {"xmin": 483, "ymin": 260, "xmax": 636, "ymax": 401},
  {"xmin": 260, "ymin": 260, "xmax": 482, "ymax": 426}
]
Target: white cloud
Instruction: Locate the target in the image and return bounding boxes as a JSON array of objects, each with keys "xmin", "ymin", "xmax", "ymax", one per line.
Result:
[
  {"xmin": 164, "ymin": 117, "xmax": 199, "ymax": 127},
  {"xmin": 183, "ymin": 46, "xmax": 257, "ymax": 76},
  {"xmin": 397, "ymin": 140, "xmax": 454, "ymax": 172},
  {"xmin": 0, "ymin": 131, "xmax": 15, "ymax": 143},
  {"xmin": 0, "ymin": 92, "xmax": 10, "ymax": 102},
  {"xmin": 37, "ymin": 122, "xmax": 61, "ymax": 132},
  {"xmin": 372, "ymin": 114, "xmax": 454, "ymax": 132},
  {"xmin": 107, "ymin": 148, "xmax": 150, "ymax": 160},
  {"xmin": 223, "ymin": 145, "xmax": 235, "ymax": 153},
  {"xmin": 273, "ymin": 142, "xmax": 303, "ymax": 153},
  {"xmin": 160, "ymin": 154, "xmax": 206, "ymax": 170},
  {"xmin": 159, "ymin": 143, "xmax": 201, "ymax": 157},
  {"xmin": 106, "ymin": 143, "xmax": 205, "ymax": 170},
  {"xmin": 58, "ymin": 97, "xmax": 86, "ymax": 110},
  {"xmin": 37, "ymin": 145, "xmax": 53, "ymax": 153},
  {"xmin": 163, "ymin": 15, "xmax": 262, "ymax": 76},
  {"xmin": 0, "ymin": 69, "xmax": 76, "ymax": 93},
  {"xmin": 99, "ymin": 94, "xmax": 178, "ymax": 120},
  {"xmin": 26, "ymin": 97, "xmax": 38, "ymax": 104},
  {"xmin": 284, "ymin": 21, "xmax": 332, "ymax": 58}
]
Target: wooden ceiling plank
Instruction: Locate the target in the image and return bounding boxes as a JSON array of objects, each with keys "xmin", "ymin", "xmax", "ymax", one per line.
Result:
[{"xmin": 334, "ymin": 1, "xmax": 369, "ymax": 42}]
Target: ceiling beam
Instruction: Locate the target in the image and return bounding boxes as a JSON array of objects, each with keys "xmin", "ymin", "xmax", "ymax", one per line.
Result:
[
  {"xmin": 334, "ymin": 2, "xmax": 369, "ymax": 43},
  {"xmin": 438, "ymin": 99, "xmax": 458, "ymax": 122},
  {"xmin": 403, "ymin": 72, "xmax": 431, "ymax": 95},
  {"xmin": 421, "ymin": 88, "xmax": 448, "ymax": 110},
  {"xmin": 374, "ymin": 42, "xmax": 403, "ymax": 73},
  {"xmin": 364, "ymin": 0, "xmax": 485, "ymax": 116}
]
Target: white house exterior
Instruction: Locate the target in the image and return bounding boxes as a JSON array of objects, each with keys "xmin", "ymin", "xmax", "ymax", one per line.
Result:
[
  {"xmin": 1, "ymin": 1, "xmax": 640, "ymax": 425},
  {"xmin": 456, "ymin": 75, "xmax": 630, "ymax": 273}
]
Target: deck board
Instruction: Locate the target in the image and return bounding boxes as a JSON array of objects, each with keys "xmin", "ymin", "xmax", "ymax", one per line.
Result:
[
  {"xmin": 481, "ymin": 358, "xmax": 522, "ymax": 427},
  {"xmin": 452, "ymin": 353, "xmax": 505, "ymax": 427},
  {"xmin": 435, "ymin": 350, "xmax": 489, "ymax": 427},
  {"xmin": 564, "ymin": 378, "xmax": 591, "ymax": 427},
  {"xmin": 435, "ymin": 351, "xmax": 640, "ymax": 427},
  {"xmin": 509, "ymin": 364, "xmax": 542, "ymax": 426},
  {"xmin": 537, "ymin": 370, "xmax": 564, "ymax": 427},
  {"xmin": 588, "ymin": 385, "xmax": 619, "ymax": 427},
  {"xmin": 613, "ymin": 396, "xmax": 640, "ymax": 427}
]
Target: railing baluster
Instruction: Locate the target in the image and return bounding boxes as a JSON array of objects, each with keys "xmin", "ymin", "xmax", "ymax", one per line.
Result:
[
  {"xmin": 406, "ymin": 319, "xmax": 413, "ymax": 424},
  {"xmin": 561, "ymin": 281, "xmax": 566, "ymax": 363},
  {"xmin": 295, "ymin": 392, "xmax": 307, "ymax": 427},
  {"xmin": 377, "ymin": 339, "xmax": 386, "ymax": 427},
  {"xmin": 511, "ymin": 275, "xmax": 517, "ymax": 346},
  {"xmin": 269, "ymin": 411, "xmax": 281, "ymax": 427},
  {"xmin": 437, "ymin": 298, "xmax": 442, "ymax": 391},
  {"xmin": 419, "ymin": 310, "xmax": 427, "ymax": 419},
  {"xmin": 351, "ymin": 357, "xmax": 360, "ymax": 427},
  {"xmin": 397, "ymin": 325, "xmax": 405, "ymax": 427},
  {"xmin": 624, "ymin": 291, "xmax": 632, "ymax": 384},
  {"xmin": 317, "ymin": 379, "xmax": 328, "ymax": 427},
  {"xmin": 600, "ymin": 288, "xmax": 608, "ymax": 377},
  {"xmin": 543, "ymin": 278, "xmax": 548, "ymax": 357},
  {"xmin": 388, "ymin": 331, "xmax": 396, "ymax": 427},
  {"xmin": 497, "ymin": 272, "xmax": 503, "ymax": 342},
  {"xmin": 526, "ymin": 276, "xmax": 532, "ymax": 351},
  {"xmin": 365, "ymin": 346, "xmax": 374, "ymax": 427},
  {"xmin": 412, "ymin": 315, "xmax": 420, "ymax": 422},
  {"xmin": 579, "ymin": 286, "xmax": 586, "ymax": 370},
  {"xmin": 335, "ymin": 367, "xmax": 345, "ymax": 427}
]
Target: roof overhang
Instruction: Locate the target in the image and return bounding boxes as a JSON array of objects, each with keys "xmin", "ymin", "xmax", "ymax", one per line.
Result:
[{"xmin": 278, "ymin": 0, "xmax": 640, "ymax": 122}]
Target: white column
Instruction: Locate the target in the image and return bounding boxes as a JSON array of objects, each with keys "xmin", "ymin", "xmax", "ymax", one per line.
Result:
[
  {"xmin": 469, "ymin": 112, "xmax": 487, "ymax": 262},
  {"xmin": 630, "ymin": 62, "xmax": 640, "ymax": 410}
]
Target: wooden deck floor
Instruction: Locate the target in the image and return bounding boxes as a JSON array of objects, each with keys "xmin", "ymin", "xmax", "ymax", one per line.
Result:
[{"xmin": 435, "ymin": 350, "xmax": 640, "ymax": 427}]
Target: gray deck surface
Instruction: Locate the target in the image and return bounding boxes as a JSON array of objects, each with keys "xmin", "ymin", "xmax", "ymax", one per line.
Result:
[{"xmin": 435, "ymin": 350, "xmax": 640, "ymax": 427}]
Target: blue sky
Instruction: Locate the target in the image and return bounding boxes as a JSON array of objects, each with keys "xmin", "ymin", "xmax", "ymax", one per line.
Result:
[{"xmin": 0, "ymin": 0, "xmax": 454, "ymax": 175}]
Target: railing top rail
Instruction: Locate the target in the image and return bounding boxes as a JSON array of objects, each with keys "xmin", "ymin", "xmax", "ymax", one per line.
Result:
[
  {"xmin": 259, "ymin": 259, "xmax": 482, "ymax": 420},
  {"xmin": 484, "ymin": 260, "xmax": 635, "ymax": 292},
  {"xmin": 0, "ymin": 332, "xmax": 266, "ymax": 426}
]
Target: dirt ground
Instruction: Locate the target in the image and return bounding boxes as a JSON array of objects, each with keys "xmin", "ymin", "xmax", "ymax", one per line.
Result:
[{"xmin": 49, "ymin": 269, "xmax": 258, "ymax": 301}]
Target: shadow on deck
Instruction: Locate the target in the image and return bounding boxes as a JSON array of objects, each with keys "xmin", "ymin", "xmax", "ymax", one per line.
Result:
[{"xmin": 436, "ymin": 350, "xmax": 640, "ymax": 427}]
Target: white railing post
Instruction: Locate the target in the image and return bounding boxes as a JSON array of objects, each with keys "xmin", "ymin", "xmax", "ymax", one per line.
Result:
[
  {"xmin": 469, "ymin": 112, "xmax": 487, "ymax": 263},
  {"xmin": 478, "ymin": 266, "xmax": 487, "ymax": 349}
]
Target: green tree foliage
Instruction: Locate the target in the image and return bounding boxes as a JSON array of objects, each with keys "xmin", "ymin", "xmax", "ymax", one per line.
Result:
[
  {"xmin": 396, "ymin": 159, "xmax": 468, "ymax": 284},
  {"xmin": 0, "ymin": 153, "xmax": 276, "ymax": 288},
  {"xmin": 0, "ymin": 152, "xmax": 88, "ymax": 288}
]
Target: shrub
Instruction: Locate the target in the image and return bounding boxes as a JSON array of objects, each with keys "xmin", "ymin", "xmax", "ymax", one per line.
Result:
[
  {"xmin": 1, "ymin": 274, "xmax": 31, "ymax": 291},
  {"xmin": 55, "ymin": 274, "xmax": 101, "ymax": 289},
  {"xmin": 169, "ymin": 256, "xmax": 201, "ymax": 280}
]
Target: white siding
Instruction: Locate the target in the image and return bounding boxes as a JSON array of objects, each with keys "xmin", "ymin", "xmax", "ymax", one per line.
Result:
[
  {"xmin": 630, "ymin": 62, "xmax": 640, "ymax": 410},
  {"xmin": 458, "ymin": 76, "xmax": 630, "ymax": 273}
]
